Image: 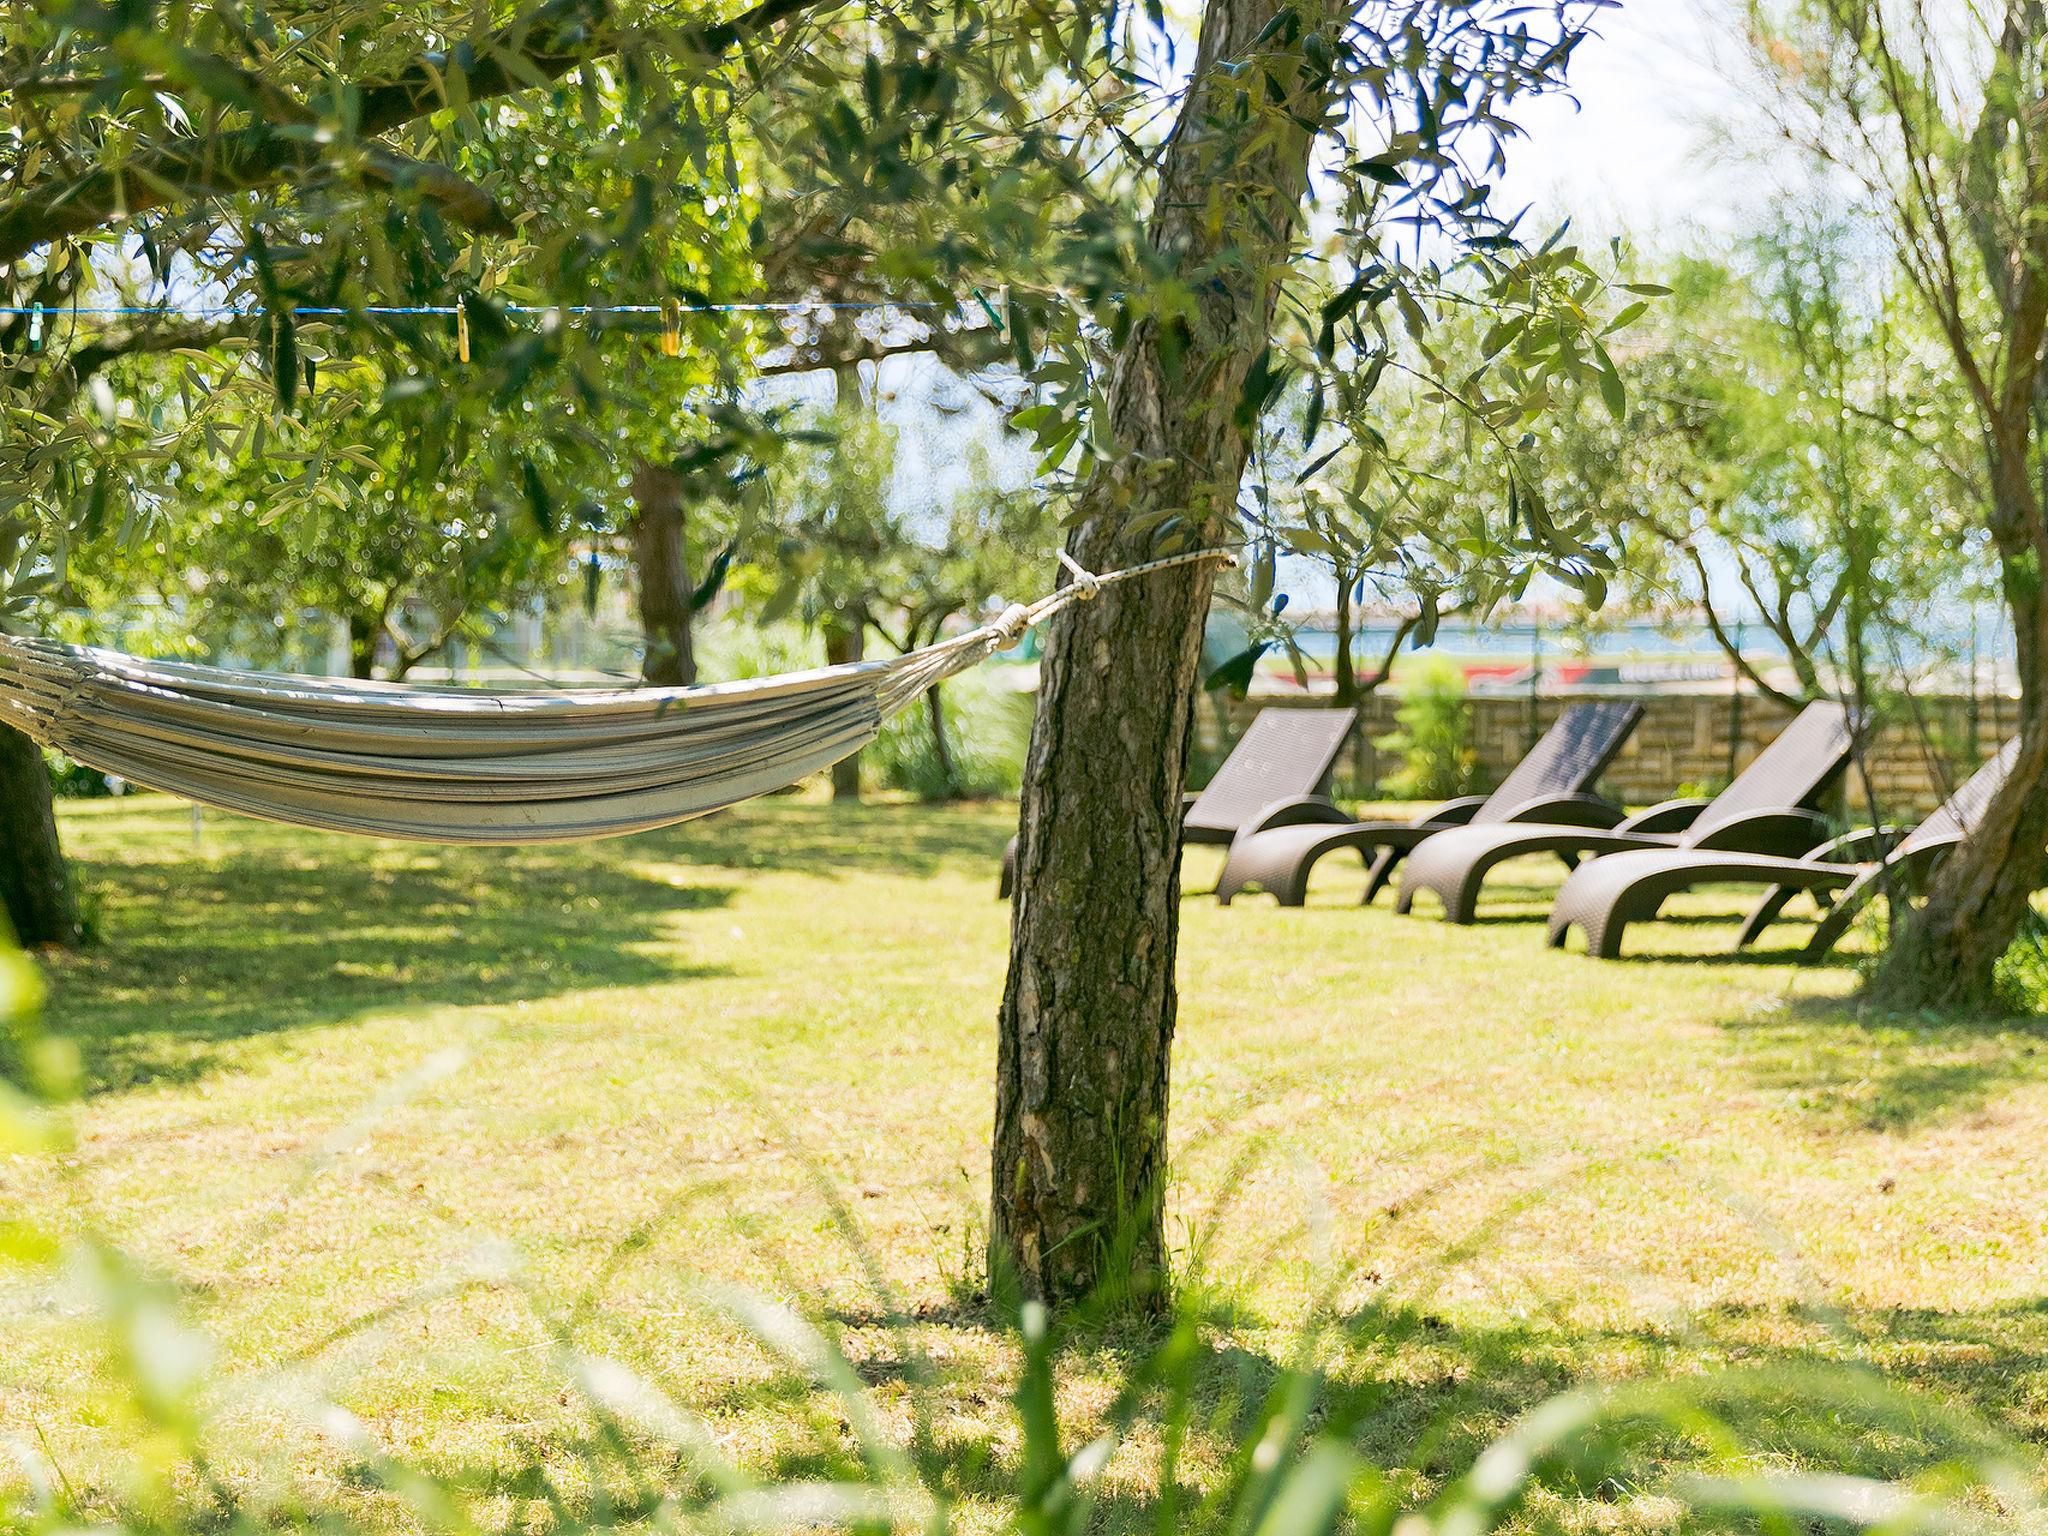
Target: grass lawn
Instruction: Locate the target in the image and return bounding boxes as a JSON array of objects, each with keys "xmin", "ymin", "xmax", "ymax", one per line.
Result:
[{"xmin": 5, "ymin": 791, "xmax": 2048, "ymax": 1530}]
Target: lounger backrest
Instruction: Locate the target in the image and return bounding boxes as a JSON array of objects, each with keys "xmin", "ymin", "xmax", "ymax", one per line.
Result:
[
  {"xmin": 1471, "ymin": 700, "xmax": 1644, "ymax": 824},
  {"xmin": 1896, "ymin": 738, "xmax": 2021, "ymax": 857},
  {"xmin": 1683, "ymin": 700, "xmax": 1858, "ymax": 844},
  {"xmin": 1185, "ymin": 707, "xmax": 1358, "ymax": 837}
]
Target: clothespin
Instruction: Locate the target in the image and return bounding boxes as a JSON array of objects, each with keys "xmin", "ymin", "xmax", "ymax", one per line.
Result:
[
  {"xmin": 455, "ymin": 302, "xmax": 471, "ymax": 364},
  {"xmin": 971, "ymin": 285, "xmax": 1004, "ymax": 336},
  {"xmin": 27, "ymin": 303, "xmax": 43, "ymax": 353},
  {"xmin": 660, "ymin": 297, "xmax": 682, "ymax": 357}
]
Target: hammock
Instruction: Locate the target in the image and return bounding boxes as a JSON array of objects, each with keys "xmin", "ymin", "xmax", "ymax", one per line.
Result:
[{"xmin": 0, "ymin": 550, "xmax": 1226, "ymax": 845}]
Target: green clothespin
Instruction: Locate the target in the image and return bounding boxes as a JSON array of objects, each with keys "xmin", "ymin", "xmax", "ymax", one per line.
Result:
[
  {"xmin": 971, "ymin": 285, "xmax": 1004, "ymax": 336},
  {"xmin": 27, "ymin": 303, "xmax": 43, "ymax": 353}
]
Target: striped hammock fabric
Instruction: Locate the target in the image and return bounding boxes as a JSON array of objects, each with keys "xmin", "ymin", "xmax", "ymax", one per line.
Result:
[{"xmin": 0, "ymin": 550, "xmax": 1225, "ymax": 844}]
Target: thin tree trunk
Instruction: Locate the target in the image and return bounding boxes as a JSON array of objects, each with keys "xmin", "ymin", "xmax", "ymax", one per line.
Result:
[
  {"xmin": 0, "ymin": 722, "xmax": 81, "ymax": 949},
  {"xmin": 925, "ymin": 682, "xmax": 958, "ymax": 798},
  {"xmin": 346, "ymin": 613, "xmax": 379, "ymax": 680},
  {"xmin": 824, "ymin": 616, "xmax": 864, "ymax": 801},
  {"xmin": 1332, "ymin": 570, "xmax": 1357, "ymax": 707},
  {"xmin": 823, "ymin": 360, "xmax": 869, "ymax": 803},
  {"xmin": 991, "ymin": 0, "xmax": 1332, "ymax": 1307},
  {"xmin": 630, "ymin": 460, "xmax": 699, "ymax": 688}
]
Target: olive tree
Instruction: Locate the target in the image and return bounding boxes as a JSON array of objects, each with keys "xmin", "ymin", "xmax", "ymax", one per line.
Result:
[
  {"xmin": 986, "ymin": 0, "xmax": 1631, "ymax": 1302},
  {"xmin": 1751, "ymin": 0, "xmax": 2048, "ymax": 1005}
]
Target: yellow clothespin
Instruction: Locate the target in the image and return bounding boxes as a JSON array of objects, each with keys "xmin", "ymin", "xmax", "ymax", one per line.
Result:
[
  {"xmin": 660, "ymin": 297, "xmax": 682, "ymax": 357},
  {"xmin": 455, "ymin": 302, "xmax": 471, "ymax": 363}
]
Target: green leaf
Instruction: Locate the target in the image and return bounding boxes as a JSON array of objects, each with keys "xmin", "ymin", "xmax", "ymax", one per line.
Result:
[
  {"xmin": 1602, "ymin": 300, "xmax": 1648, "ymax": 335},
  {"xmin": 1250, "ymin": 539, "xmax": 1276, "ymax": 609},
  {"xmin": 757, "ymin": 578, "xmax": 802, "ymax": 627},
  {"xmin": 1205, "ymin": 643, "xmax": 1269, "ymax": 697},
  {"xmin": 1591, "ymin": 338, "xmax": 1626, "ymax": 420},
  {"xmin": 1251, "ymin": 1440, "xmax": 1359, "ymax": 1536},
  {"xmin": 521, "ymin": 459, "xmax": 554, "ymax": 535},
  {"xmin": 1415, "ymin": 589, "xmax": 1439, "ymax": 647}
]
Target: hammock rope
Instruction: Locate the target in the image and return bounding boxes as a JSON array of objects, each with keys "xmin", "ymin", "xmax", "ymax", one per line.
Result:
[{"xmin": 0, "ymin": 547, "xmax": 1233, "ymax": 845}]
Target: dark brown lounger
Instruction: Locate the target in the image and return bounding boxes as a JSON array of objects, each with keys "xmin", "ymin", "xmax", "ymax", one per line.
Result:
[
  {"xmin": 1395, "ymin": 700, "xmax": 1860, "ymax": 924},
  {"xmin": 1547, "ymin": 737, "xmax": 2020, "ymax": 960},
  {"xmin": 1215, "ymin": 699, "xmax": 1643, "ymax": 906},
  {"xmin": 999, "ymin": 706, "xmax": 1357, "ymax": 897}
]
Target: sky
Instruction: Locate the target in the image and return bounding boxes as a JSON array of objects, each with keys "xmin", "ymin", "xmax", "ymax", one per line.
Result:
[{"xmin": 1492, "ymin": 0, "xmax": 1773, "ymax": 247}]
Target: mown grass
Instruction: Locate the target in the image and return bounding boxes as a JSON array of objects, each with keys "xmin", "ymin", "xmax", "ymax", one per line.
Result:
[{"xmin": 5, "ymin": 790, "xmax": 2047, "ymax": 1531}]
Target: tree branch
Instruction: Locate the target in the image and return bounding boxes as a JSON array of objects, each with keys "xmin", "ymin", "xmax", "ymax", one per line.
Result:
[
  {"xmin": 355, "ymin": 148, "xmax": 517, "ymax": 236},
  {"xmin": 0, "ymin": 0, "xmax": 830, "ymax": 265},
  {"xmin": 1682, "ymin": 541, "xmax": 1804, "ymax": 707},
  {"xmin": 41, "ymin": 318, "xmax": 253, "ymax": 412}
]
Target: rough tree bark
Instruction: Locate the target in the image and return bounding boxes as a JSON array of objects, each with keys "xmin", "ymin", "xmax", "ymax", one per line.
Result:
[
  {"xmin": 991, "ymin": 0, "xmax": 1333, "ymax": 1305},
  {"xmin": 630, "ymin": 461, "xmax": 700, "ymax": 688},
  {"xmin": 0, "ymin": 723, "xmax": 81, "ymax": 949}
]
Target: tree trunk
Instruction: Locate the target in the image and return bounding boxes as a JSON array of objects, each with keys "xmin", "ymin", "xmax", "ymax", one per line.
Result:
[
  {"xmin": 1874, "ymin": 523, "xmax": 2048, "ymax": 1008},
  {"xmin": 630, "ymin": 460, "xmax": 699, "ymax": 688},
  {"xmin": 991, "ymin": 0, "xmax": 1331, "ymax": 1307},
  {"xmin": 1332, "ymin": 570, "xmax": 1357, "ymax": 707},
  {"xmin": 0, "ymin": 722, "xmax": 81, "ymax": 949},
  {"xmin": 346, "ymin": 613, "xmax": 379, "ymax": 680},
  {"xmin": 925, "ymin": 682, "xmax": 958, "ymax": 798},
  {"xmin": 824, "ymin": 616, "xmax": 864, "ymax": 800}
]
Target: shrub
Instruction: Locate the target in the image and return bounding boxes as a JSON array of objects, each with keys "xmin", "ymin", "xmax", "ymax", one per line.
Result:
[
  {"xmin": 702, "ymin": 620, "xmax": 1033, "ymax": 800},
  {"xmin": 868, "ymin": 668, "xmax": 1033, "ymax": 800},
  {"xmin": 1375, "ymin": 657, "xmax": 1473, "ymax": 800},
  {"xmin": 1993, "ymin": 910, "xmax": 2048, "ymax": 1014}
]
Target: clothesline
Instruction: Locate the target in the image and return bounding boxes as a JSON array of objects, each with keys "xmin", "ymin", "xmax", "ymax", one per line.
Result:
[
  {"xmin": 1, "ymin": 290, "xmax": 1007, "ymax": 355},
  {"xmin": 0, "ymin": 299, "xmax": 950, "ymax": 317}
]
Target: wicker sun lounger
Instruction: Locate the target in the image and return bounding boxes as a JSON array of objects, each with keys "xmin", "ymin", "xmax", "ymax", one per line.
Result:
[
  {"xmin": 999, "ymin": 706, "xmax": 1358, "ymax": 897},
  {"xmin": 1215, "ymin": 700, "xmax": 1643, "ymax": 906},
  {"xmin": 1395, "ymin": 700, "xmax": 1860, "ymax": 925},
  {"xmin": 1546, "ymin": 737, "xmax": 2021, "ymax": 960}
]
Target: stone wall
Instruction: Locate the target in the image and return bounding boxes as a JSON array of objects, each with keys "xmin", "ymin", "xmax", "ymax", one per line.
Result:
[{"xmin": 1206, "ymin": 688, "xmax": 2019, "ymax": 816}]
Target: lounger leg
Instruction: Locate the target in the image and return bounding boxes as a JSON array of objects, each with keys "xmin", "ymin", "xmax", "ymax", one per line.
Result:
[
  {"xmin": 1586, "ymin": 888, "xmax": 1667, "ymax": 960},
  {"xmin": 1361, "ymin": 847, "xmax": 1402, "ymax": 905},
  {"xmin": 1734, "ymin": 886, "xmax": 1796, "ymax": 949},
  {"xmin": 1397, "ymin": 859, "xmax": 1492, "ymax": 924},
  {"xmin": 1803, "ymin": 869, "xmax": 1885, "ymax": 961},
  {"xmin": 1216, "ymin": 834, "xmax": 1317, "ymax": 907}
]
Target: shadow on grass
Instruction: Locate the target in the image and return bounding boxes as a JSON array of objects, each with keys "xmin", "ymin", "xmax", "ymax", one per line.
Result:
[
  {"xmin": 38, "ymin": 843, "xmax": 737, "ymax": 1096},
  {"xmin": 1716, "ymin": 990, "xmax": 2048, "ymax": 1133},
  {"xmin": 703, "ymin": 1291, "xmax": 2048, "ymax": 1535},
  {"xmin": 628, "ymin": 797, "xmax": 1012, "ymax": 880},
  {"xmin": 40, "ymin": 797, "xmax": 1014, "ymax": 1097}
]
